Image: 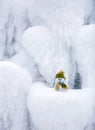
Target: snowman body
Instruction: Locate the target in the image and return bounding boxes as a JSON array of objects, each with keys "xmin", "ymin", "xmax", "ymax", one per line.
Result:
[{"xmin": 55, "ymin": 78, "xmax": 67, "ymax": 91}]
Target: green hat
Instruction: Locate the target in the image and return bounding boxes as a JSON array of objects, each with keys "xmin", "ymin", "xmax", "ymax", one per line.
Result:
[{"xmin": 55, "ymin": 70, "xmax": 66, "ymax": 79}]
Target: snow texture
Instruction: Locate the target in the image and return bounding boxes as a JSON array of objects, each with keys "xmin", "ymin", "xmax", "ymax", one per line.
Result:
[
  {"xmin": 0, "ymin": 0, "xmax": 95, "ymax": 130},
  {"xmin": 10, "ymin": 49, "xmax": 43, "ymax": 82},
  {"xmin": 22, "ymin": 23, "xmax": 95, "ymax": 89},
  {"xmin": 73, "ymin": 24, "xmax": 95, "ymax": 88},
  {"xmin": 0, "ymin": 0, "xmax": 95, "ymax": 88},
  {"xmin": 0, "ymin": 61, "xmax": 33, "ymax": 130},
  {"xmin": 27, "ymin": 82, "xmax": 95, "ymax": 130},
  {"xmin": 22, "ymin": 25, "xmax": 76, "ymax": 88},
  {"xmin": 0, "ymin": 0, "xmax": 94, "ymax": 58},
  {"xmin": 22, "ymin": 22, "xmax": 95, "ymax": 130}
]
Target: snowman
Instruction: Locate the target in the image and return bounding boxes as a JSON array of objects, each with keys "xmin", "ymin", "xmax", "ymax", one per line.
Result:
[{"xmin": 54, "ymin": 71, "xmax": 68, "ymax": 91}]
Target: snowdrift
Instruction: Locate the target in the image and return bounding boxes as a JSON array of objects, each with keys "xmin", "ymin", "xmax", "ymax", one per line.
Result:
[
  {"xmin": 27, "ymin": 82, "xmax": 95, "ymax": 130},
  {"xmin": 0, "ymin": 61, "xmax": 33, "ymax": 130}
]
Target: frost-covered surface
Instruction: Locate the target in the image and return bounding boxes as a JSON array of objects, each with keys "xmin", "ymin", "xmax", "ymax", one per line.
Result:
[
  {"xmin": 0, "ymin": 61, "xmax": 33, "ymax": 130},
  {"xmin": 27, "ymin": 82, "xmax": 95, "ymax": 130}
]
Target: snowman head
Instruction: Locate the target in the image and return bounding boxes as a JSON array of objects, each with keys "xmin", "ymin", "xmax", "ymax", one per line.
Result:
[{"xmin": 55, "ymin": 78, "xmax": 64, "ymax": 84}]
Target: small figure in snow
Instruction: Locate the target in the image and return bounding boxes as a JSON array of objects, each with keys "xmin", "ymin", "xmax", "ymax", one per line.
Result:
[{"xmin": 54, "ymin": 70, "xmax": 68, "ymax": 91}]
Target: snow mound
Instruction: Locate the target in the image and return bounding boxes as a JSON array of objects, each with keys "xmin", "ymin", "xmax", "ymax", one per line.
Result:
[
  {"xmin": 27, "ymin": 82, "xmax": 95, "ymax": 130},
  {"xmin": 0, "ymin": 61, "xmax": 33, "ymax": 130}
]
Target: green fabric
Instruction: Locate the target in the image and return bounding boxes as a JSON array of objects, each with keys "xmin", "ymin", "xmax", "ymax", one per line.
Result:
[
  {"xmin": 59, "ymin": 82, "xmax": 67, "ymax": 88},
  {"xmin": 55, "ymin": 71, "xmax": 66, "ymax": 80},
  {"xmin": 55, "ymin": 73, "xmax": 63, "ymax": 78},
  {"xmin": 55, "ymin": 73, "xmax": 66, "ymax": 79}
]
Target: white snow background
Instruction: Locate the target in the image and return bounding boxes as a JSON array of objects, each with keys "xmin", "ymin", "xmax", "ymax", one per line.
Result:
[{"xmin": 0, "ymin": 0, "xmax": 95, "ymax": 130}]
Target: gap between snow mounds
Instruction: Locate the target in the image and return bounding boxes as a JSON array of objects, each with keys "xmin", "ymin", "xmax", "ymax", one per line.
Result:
[
  {"xmin": 27, "ymin": 81, "xmax": 95, "ymax": 130},
  {"xmin": 0, "ymin": 61, "xmax": 33, "ymax": 130}
]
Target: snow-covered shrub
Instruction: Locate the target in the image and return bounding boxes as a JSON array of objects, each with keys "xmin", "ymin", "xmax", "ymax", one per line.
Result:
[{"xmin": 0, "ymin": 61, "xmax": 33, "ymax": 130}]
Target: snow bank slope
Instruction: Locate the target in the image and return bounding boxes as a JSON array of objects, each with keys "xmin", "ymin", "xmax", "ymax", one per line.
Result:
[
  {"xmin": 0, "ymin": 61, "xmax": 33, "ymax": 130},
  {"xmin": 27, "ymin": 82, "xmax": 95, "ymax": 130}
]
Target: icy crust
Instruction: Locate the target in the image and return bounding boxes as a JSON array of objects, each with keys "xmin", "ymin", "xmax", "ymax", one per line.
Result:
[
  {"xmin": 27, "ymin": 82, "xmax": 95, "ymax": 130},
  {"xmin": 0, "ymin": 61, "xmax": 33, "ymax": 130}
]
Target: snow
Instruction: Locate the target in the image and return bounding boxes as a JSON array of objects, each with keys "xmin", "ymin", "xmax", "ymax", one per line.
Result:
[
  {"xmin": 73, "ymin": 24, "xmax": 95, "ymax": 88},
  {"xmin": 0, "ymin": 0, "xmax": 94, "ymax": 58},
  {"xmin": 22, "ymin": 23, "xmax": 95, "ymax": 130},
  {"xmin": 10, "ymin": 49, "xmax": 43, "ymax": 81},
  {"xmin": 22, "ymin": 26, "xmax": 57, "ymax": 86},
  {"xmin": 22, "ymin": 23, "xmax": 95, "ymax": 89},
  {"xmin": 0, "ymin": 0, "xmax": 94, "ymax": 88},
  {"xmin": 27, "ymin": 82, "xmax": 95, "ymax": 130},
  {"xmin": 0, "ymin": 61, "xmax": 33, "ymax": 130},
  {"xmin": 0, "ymin": 0, "xmax": 95, "ymax": 130},
  {"xmin": 22, "ymin": 25, "xmax": 75, "ymax": 88}
]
